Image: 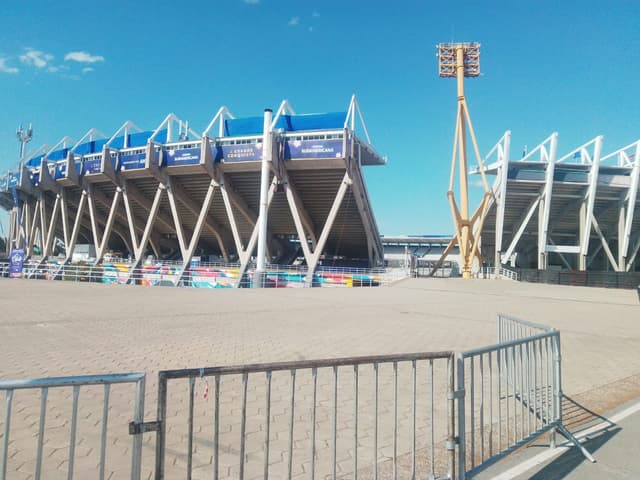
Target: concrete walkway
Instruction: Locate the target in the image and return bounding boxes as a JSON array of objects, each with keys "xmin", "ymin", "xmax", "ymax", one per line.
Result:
[
  {"xmin": 477, "ymin": 400, "xmax": 640, "ymax": 479},
  {"xmin": 0, "ymin": 277, "xmax": 638, "ymax": 479}
]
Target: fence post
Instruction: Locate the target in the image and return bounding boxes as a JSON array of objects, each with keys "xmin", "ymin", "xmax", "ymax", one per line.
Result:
[
  {"xmin": 131, "ymin": 376, "xmax": 145, "ymax": 480},
  {"xmin": 155, "ymin": 375, "xmax": 168, "ymax": 480},
  {"xmin": 448, "ymin": 355, "xmax": 456, "ymax": 479},
  {"xmin": 551, "ymin": 331, "xmax": 562, "ymax": 448},
  {"xmin": 456, "ymin": 353, "xmax": 466, "ymax": 480}
]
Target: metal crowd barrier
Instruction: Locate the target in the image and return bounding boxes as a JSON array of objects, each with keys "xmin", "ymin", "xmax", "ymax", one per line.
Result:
[
  {"xmin": 1, "ymin": 315, "xmax": 597, "ymax": 479},
  {"xmin": 0, "ymin": 373, "xmax": 146, "ymax": 480},
  {"xmin": 455, "ymin": 314, "xmax": 593, "ymax": 479},
  {"xmin": 153, "ymin": 352, "xmax": 455, "ymax": 480}
]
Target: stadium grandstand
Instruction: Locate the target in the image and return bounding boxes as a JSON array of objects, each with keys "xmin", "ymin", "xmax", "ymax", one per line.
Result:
[
  {"xmin": 476, "ymin": 132, "xmax": 640, "ymax": 274},
  {"xmin": 0, "ymin": 96, "xmax": 390, "ymax": 287}
]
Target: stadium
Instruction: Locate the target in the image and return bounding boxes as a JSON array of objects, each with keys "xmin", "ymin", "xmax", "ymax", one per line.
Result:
[
  {"xmin": 477, "ymin": 131, "xmax": 640, "ymax": 281},
  {"xmin": 0, "ymin": 96, "xmax": 392, "ymax": 287},
  {"xmin": 1, "ymin": 96, "xmax": 639, "ymax": 287}
]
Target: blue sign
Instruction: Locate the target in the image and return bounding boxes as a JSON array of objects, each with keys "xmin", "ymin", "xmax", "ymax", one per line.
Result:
[
  {"xmin": 216, "ymin": 143, "xmax": 263, "ymax": 162},
  {"xmin": 165, "ymin": 148, "xmax": 201, "ymax": 167},
  {"xmin": 55, "ymin": 162, "xmax": 67, "ymax": 179},
  {"xmin": 120, "ymin": 153, "xmax": 146, "ymax": 170},
  {"xmin": 83, "ymin": 158, "xmax": 102, "ymax": 175},
  {"xmin": 9, "ymin": 249, "xmax": 25, "ymax": 278},
  {"xmin": 8, "ymin": 173, "xmax": 19, "ymax": 188},
  {"xmin": 10, "ymin": 186, "xmax": 19, "ymax": 206},
  {"xmin": 284, "ymin": 138, "xmax": 343, "ymax": 160}
]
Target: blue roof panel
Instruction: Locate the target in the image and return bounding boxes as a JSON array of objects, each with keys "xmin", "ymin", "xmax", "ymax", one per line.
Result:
[
  {"xmin": 223, "ymin": 112, "xmax": 347, "ymax": 137},
  {"xmin": 224, "ymin": 117, "xmax": 263, "ymax": 137},
  {"xmin": 48, "ymin": 148, "xmax": 68, "ymax": 161},
  {"xmin": 26, "ymin": 155, "xmax": 44, "ymax": 168},
  {"xmin": 278, "ymin": 112, "xmax": 346, "ymax": 132}
]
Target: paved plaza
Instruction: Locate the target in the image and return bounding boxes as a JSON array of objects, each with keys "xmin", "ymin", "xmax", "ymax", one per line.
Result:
[{"xmin": 0, "ymin": 278, "xmax": 638, "ymax": 479}]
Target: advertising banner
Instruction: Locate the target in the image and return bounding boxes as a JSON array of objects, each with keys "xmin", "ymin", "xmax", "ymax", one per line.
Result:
[
  {"xmin": 284, "ymin": 138, "xmax": 343, "ymax": 160},
  {"xmin": 216, "ymin": 143, "xmax": 262, "ymax": 162},
  {"xmin": 9, "ymin": 249, "xmax": 25, "ymax": 278},
  {"xmin": 120, "ymin": 153, "xmax": 146, "ymax": 170},
  {"xmin": 82, "ymin": 158, "xmax": 102, "ymax": 175},
  {"xmin": 55, "ymin": 163, "xmax": 67, "ymax": 179},
  {"xmin": 8, "ymin": 173, "xmax": 19, "ymax": 188},
  {"xmin": 165, "ymin": 148, "xmax": 201, "ymax": 167}
]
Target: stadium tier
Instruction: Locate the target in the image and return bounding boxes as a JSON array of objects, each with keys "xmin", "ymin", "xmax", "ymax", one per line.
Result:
[
  {"xmin": 0, "ymin": 97, "xmax": 386, "ymax": 286},
  {"xmin": 475, "ymin": 132, "xmax": 640, "ymax": 273}
]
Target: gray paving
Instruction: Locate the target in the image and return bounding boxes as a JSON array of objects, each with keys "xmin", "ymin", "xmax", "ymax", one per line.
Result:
[{"xmin": 0, "ymin": 277, "xmax": 638, "ymax": 479}]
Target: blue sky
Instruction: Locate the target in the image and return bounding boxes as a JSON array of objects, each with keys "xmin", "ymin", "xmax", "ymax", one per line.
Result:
[{"xmin": 1, "ymin": 0, "xmax": 639, "ymax": 237}]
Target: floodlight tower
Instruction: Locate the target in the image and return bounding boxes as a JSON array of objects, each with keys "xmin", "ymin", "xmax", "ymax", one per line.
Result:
[
  {"xmin": 437, "ymin": 43, "xmax": 492, "ymax": 279},
  {"xmin": 16, "ymin": 123, "xmax": 34, "ymax": 166}
]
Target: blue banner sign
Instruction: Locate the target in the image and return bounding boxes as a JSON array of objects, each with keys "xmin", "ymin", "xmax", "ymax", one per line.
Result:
[
  {"xmin": 165, "ymin": 148, "xmax": 201, "ymax": 167},
  {"xmin": 9, "ymin": 249, "xmax": 25, "ymax": 278},
  {"xmin": 284, "ymin": 138, "xmax": 344, "ymax": 160},
  {"xmin": 120, "ymin": 153, "xmax": 146, "ymax": 170},
  {"xmin": 216, "ymin": 143, "xmax": 263, "ymax": 162},
  {"xmin": 83, "ymin": 158, "xmax": 102, "ymax": 175},
  {"xmin": 8, "ymin": 173, "xmax": 19, "ymax": 188},
  {"xmin": 55, "ymin": 163, "xmax": 67, "ymax": 179}
]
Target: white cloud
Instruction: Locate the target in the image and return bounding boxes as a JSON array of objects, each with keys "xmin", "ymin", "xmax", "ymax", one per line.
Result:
[
  {"xmin": 288, "ymin": 16, "xmax": 300, "ymax": 26},
  {"xmin": 64, "ymin": 51, "xmax": 105, "ymax": 63},
  {"xmin": 312, "ymin": 11, "xmax": 320, "ymax": 17},
  {"xmin": 82, "ymin": 67, "xmax": 94, "ymax": 74},
  {"xmin": 19, "ymin": 49, "xmax": 53, "ymax": 69},
  {"xmin": 244, "ymin": 0, "xmax": 259, "ymax": 4},
  {"xmin": 0, "ymin": 58, "xmax": 19, "ymax": 74}
]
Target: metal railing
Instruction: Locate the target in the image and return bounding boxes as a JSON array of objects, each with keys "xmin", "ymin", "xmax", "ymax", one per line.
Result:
[
  {"xmin": 0, "ymin": 373, "xmax": 146, "ymax": 480},
  {"xmin": 154, "ymin": 352, "xmax": 455, "ymax": 480},
  {"xmin": 518, "ymin": 268, "xmax": 640, "ymax": 290},
  {"xmin": 0, "ymin": 316, "xmax": 598, "ymax": 479},
  {"xmin": 476, "ymin": 266, "xmax": 519, "ymax": 281},
  {"xmin": 0, "ymin": 261, "xmax": 407, "ymax": 288},
  {"xmin": 455, "ymin": 314, "xmax": 593, "ymax": 479}
]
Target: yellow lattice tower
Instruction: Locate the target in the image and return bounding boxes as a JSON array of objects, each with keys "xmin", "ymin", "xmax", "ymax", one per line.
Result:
[{"xmin": 436, "ymin": 42, "xmax": 492, "ymax": 279}]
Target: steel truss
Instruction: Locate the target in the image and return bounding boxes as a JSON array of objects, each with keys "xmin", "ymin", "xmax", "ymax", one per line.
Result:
[
  {"xmin": 1, "ymin": 97, "xmax": 384, "ymax": 286},
  {"xmin": 483, "ymin": 132, "xmax": 640, "ymax": 272}
]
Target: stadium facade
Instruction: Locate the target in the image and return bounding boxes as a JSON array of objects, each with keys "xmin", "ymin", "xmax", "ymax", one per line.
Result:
[
  {"xmin": 477, "ymin": 132, "xmax": 640, "ymax": 273},
  {"xmin": 0, "ymin": 96, "xmax": 387, "ymax": 286}
]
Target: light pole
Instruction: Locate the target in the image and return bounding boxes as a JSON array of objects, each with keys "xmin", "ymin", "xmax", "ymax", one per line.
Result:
[
  {"xmin": 16, "ymin": 123, "xmax": 33, "ymax": 167},
  {"xmin": 436, "ymin": 43, "xmax": 492, "ymax": 279},
  {"xmin": 11, "ymin": 124, "xmax": 33, "ymax": 252}
]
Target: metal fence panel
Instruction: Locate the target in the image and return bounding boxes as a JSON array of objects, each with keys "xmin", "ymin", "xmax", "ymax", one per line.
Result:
[
  {"xmin": 456, "ymin": 314, "xmax": 594, "ymax": 479},
  {"xmin": 0, "ymin": 373, "xmax": 145, "ymax": 480},
  {"xmin": 154, "ymin": 352, "xmax": 455, "ymax": 480}
]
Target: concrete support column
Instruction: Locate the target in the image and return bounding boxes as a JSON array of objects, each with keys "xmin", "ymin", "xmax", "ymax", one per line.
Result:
[
  {"xmin": 255, "ymin": 108, "xmax": 273, "ymax": 288},
  {"xmin": 579, "ymin": 201, "xmax": 587, "ymax": 271}
]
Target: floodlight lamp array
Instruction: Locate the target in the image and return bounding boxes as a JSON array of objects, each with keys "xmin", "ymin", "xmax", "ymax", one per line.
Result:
[{"xmin": 437, "ymin": 42, "xmax": 480, "ymax": 78}]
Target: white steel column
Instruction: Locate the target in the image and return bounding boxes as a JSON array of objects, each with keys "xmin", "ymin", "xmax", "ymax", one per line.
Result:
[
  {"xmin": 591, "ymin": 214, "xmax": 619, "ymax": 271},
  {"xmin": 303, "ymin": 172, "xmax": 352, "ymax": 285},
  {"xmin": 255, "ymin": 109, "xmax": 273, "ymax": 287},
  {"xmin": 502, "ymin": 195, "xmax": 541, "ymax": 263},
  {"xmin": 538, "ymin": 133, "xmax": 558, "ymax": 269},
  {"xmin": 578, "ymin": 136, "xmax": 603, "ymax": 270},
  {"xmin": 493, "ymin": 131, "xmax": 511, "ymax": 270},
  {"xmin": 627, "ymin": 235, "xmax": 640, "ymax": 271},
  {"xmin": 123, "ymin": 181, "xmax": 165, "ymax": 269},
  {"xmin": 220, "ymin": 176, "xmax": 278, "ymax": 287},
  {"xmin": 621, "ymin": 143, "xmax": 640, "ymax": 269},
  {"xmin": 63, "ymin": 191, "xmax": 87, "ymax": 263}
]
